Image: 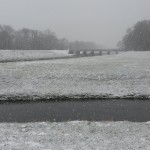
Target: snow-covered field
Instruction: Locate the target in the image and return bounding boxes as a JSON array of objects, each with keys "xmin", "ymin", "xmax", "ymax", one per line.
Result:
[
  {"xmin": 0, "ymin": 51, "xmax": 150, "ymax": 149},
  {"xmin": 0, "ymin": 51, "xmax": 150, "ymax": 100},
  {"xmin": 0, "ymin": 121, "xmax": 150, "ymax": 150},
  {"xmin": 0, "ymin": 50, "xmax": 71, "ymax": 62}
]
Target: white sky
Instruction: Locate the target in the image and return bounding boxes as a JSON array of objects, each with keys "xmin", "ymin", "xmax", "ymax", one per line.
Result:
[{"xmin": 0, "ymin": 0, "xmax": 150, "ymax": 48}]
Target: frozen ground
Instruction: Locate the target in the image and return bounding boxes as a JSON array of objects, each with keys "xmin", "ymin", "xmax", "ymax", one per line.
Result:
[
  {"xmin": 0, "ymin": 121, "xmax": 150, "ymax": 150},
  {"xmin": 0, "ymin": 52, "xmax": 150, "ymax": 150},
  {"xmin": 0, "ymin": 50, "xmax": 71, "ymax": 62},
  {"xmin": 0, "ymin": 51, "xmax": 150, "ymax": 100}
]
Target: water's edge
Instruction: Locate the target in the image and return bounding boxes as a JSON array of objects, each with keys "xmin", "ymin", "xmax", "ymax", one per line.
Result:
[
  {"xmin": 0, "ymin": 100, "xmax": 150, "ymax": 123},
  {"xmin": 0, "ymin": 94, "xmax": 150, "ymax": 102}
]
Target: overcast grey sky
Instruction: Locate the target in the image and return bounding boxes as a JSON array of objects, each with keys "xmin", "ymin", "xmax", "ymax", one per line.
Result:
[{"xmin": 0, "ymin": 0, "xmax": 150, "ymax": 48}]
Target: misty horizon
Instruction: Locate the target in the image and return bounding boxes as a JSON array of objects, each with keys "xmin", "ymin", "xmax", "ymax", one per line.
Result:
[{"xmin": 0, "ymin": 0, "xmax": 150, "ymax": 48}]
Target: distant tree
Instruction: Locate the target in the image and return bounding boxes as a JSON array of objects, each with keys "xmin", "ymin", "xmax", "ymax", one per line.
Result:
[
  {"xmin": 41, "ymin": 29, "xmax": 58, "ymax": 50},
  {"xmin": 0, "ymin": 25, "xmax": 14, "ymax": 49},
  {"xmin": 0, "ymin": 24, "xmax": 98, "ymax": 50},
  {"xmin": 57, "ymin": 38, "xmax": 69, "ymax": 50},
  {"xmin": 30, "ymin": 30, "xmax": 43, "ymax": 50},
  {"xmin": 120, "ymin": 20, "xmax": 150, "ymax": 51}
]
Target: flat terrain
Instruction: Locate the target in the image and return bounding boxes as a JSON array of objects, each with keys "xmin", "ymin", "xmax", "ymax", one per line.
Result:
[
  {"xmin": 0, "ymin": 121, "xmax": 150, "ymax": 150},
  {"xmin": 0, "ymin": 51, "xmax": 150, "ymax": 100},
  {"xmin": 0, "ymin": 50, "xmax": 71, "ymax": 62},
  {"xmin": 0, "ymin": 51, "xmax": 150, "ymax": 149}
]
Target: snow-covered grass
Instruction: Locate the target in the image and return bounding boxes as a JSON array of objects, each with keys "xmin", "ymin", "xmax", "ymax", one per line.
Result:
[
  {"xmin": 0, "ymin": 51, "xmax": 150, "ymax": 100},
  {"xmin": 0, "ymin": 50, "xmax": 71, "ymax": 62},
  {"xmin": 0, "ymin": 52, "xmax": 150, "ymax": 149},
  {"xmin": 0, "ymin": 121, "xmax": 150, "ymax": 150}
]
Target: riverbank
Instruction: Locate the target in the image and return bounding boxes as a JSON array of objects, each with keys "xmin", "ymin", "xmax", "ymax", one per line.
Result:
[
  {"xmin": 0, "ymin": 50, "xmax": 72, "ymax": 62},
  {"xmin": 0, "ymin": 121, "xmax": 150, "ymax": 150},
  {"xmin": 0, "ymin": 51, "xmax": 150, "ymax": 101}
]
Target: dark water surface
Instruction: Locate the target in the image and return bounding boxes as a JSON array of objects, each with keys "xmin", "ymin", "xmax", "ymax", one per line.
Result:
[{"xmin": 0, "ymin": 100, "xmax": 149, "ymax": 123}]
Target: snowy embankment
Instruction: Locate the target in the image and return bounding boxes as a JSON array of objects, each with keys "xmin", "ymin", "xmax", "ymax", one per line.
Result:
[
  {"xmin": 0, "ymin": 50, "xmax": 72, "ymax": 62},
  {"xmin": 0, "ymin": 51, "xmax": 150, "ymax": 100},
  {"xmin": 0, "ymin": 121, "xmax": 150, "ymax": 150}
]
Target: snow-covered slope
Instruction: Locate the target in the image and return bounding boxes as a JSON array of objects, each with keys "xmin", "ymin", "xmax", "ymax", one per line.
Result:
[
  {"xmin": 0, "ymin": 51, "xmax": 150, "ymax": 100},
  {"xmin": 0, "ymin": 121, "xmax": 150, "ymax": 150}
]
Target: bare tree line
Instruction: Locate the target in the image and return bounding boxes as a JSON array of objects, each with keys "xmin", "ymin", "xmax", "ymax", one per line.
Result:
[
  {"xmin": 118, "ymin": 20, "xmax": 150, "ymax": 51},
  {"xmin": 0, "ymin": 25, "xmax": 97, "ymax": 50}
]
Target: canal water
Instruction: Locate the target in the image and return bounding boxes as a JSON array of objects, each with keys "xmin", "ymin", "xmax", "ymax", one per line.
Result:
[{"xmin": 0, "ymin": 100, "xmax": 149, "ymax": 123}]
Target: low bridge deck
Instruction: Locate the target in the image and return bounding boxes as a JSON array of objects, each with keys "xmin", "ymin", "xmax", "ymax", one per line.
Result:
[{"xmin": 69, "ymin": 49, "xmax": 126, "ymax": 56}]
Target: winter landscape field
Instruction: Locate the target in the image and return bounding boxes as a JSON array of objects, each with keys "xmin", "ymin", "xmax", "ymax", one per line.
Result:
[
  {"xmin": 0, "ymin": 50, "xmax": 150, "ymax": 101},
  {"xmin": 0, "ymin": 50, "xmax": 72, "ymax": 63},
  {"xmin": 1, "ymin": 121, "xmax": 150, "ymax": 150},
  {"xmin": 1, "ymin": 0, "xmax": 150, "ymax": 149},
  {"xmin": 0, "ymin": 50, "xmax": 150, "ymax": 149}
]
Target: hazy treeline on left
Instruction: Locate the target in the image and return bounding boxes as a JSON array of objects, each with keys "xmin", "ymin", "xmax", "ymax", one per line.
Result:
[{"xmin": 0, "ymin": 25, "xmax": 97, "ymax": 50}]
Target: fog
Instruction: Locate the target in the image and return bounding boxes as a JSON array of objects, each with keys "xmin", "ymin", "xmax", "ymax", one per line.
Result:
[{"xmin": 0, "ymin": 0, "xmax": 150, "ymax": 48}]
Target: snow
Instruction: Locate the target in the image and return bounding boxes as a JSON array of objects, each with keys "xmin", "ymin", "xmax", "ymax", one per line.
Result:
[
  {"xmin": 0, "ymin": 51, "xmax": 150, "ymax": 100},
  {"xmin": 0, "ymin": 50, "xmax": 71, "ymax": 62},
  {"xmin": 0, "ymin": 121, "xmax": 150, "ymax": 150},
  {"xmin": 0, "ymin": 51, "xmax": 150, "ymax": 149}
]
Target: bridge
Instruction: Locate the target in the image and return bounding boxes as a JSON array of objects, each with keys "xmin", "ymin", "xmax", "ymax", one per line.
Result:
[{"xmin": 69, "ymin": 49, "xmax": 126, "ymax": 56}]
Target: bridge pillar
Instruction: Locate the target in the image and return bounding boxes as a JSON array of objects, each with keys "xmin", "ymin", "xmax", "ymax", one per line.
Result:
[
  {"xmin": 99, "ymin": 51, "xmax": 102, "ymax": 55},
  {"xmin": 90, "ymin": 51, "xmax": 94, "ymax": 56},
  {"xmin": 68, "ymin": 50, "xmax": 74, "ymax": 54},
  {"xmin": 83, "ymin": 51, "xmax": 87, "ymax": 56},
  {"xmin": 76, "ymin": 51, "xmax": 80, "ymax": 56},
  {"xmin": 107, "ymin": 51, "xmax": 110, "ymax": 55}
]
